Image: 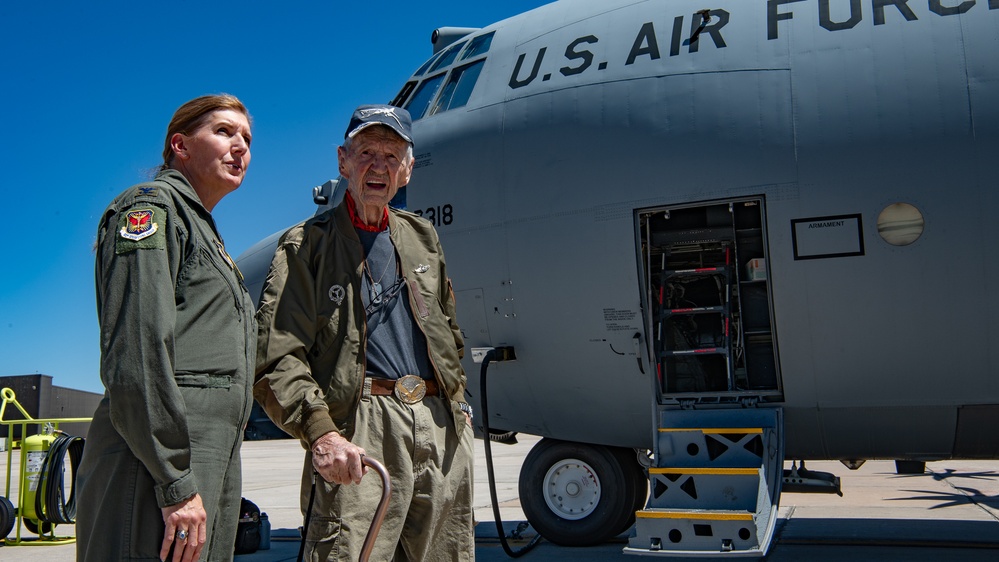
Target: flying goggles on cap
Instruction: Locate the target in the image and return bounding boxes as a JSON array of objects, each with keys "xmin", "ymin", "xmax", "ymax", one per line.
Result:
[{"xmin": 345, "ymin": 104, "xmax": 414, "ymax": 145}]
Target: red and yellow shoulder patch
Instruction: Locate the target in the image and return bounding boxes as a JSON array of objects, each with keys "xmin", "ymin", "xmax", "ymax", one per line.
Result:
[
  {"xmin": 116, "ymin": 207, "xmax": 166, "ymax": 254},
  {"xmin": 120, "ymin": 209, "xmax": 158, "ymax": 240}
]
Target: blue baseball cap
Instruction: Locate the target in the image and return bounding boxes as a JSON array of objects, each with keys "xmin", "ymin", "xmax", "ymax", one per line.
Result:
[{"xmin": 344, "ymin": 104, "xmax": 414, "ymax": 145}]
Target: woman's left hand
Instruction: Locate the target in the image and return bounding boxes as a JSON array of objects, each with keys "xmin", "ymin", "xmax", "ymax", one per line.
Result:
[{"xmin": 160, "ymin": 492, "xmax": 208, "ymax": 562}]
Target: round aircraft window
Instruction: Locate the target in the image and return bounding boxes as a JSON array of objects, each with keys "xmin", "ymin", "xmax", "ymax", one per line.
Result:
[{"xmin": 877, "ymin": 203, "xmax": 924, "ymax": 246}]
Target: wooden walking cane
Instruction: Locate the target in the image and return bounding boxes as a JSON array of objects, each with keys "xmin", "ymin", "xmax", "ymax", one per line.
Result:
[
  {"xmin": 359, "ymin": 456, "xmax": 391, "ymax": 562},
  {"xmin": 297, "ymin": 456, "xmax": 392, "ymax": 562}
]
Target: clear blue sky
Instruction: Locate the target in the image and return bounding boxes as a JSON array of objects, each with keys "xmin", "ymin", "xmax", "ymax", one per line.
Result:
[{"xmin": 0, "ymin": 1, "xmax": 549, "ymax": 394}]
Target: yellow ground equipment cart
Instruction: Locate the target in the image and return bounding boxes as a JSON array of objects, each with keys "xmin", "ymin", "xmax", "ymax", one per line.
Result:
[{"xmin": 0, "ymin": 387, "xmax": 88, "ymax": 545}]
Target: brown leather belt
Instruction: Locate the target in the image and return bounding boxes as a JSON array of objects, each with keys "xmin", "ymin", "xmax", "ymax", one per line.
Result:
[{"xmin": 368, "ymin": 375, "xmax": 439, "ymax": 404}]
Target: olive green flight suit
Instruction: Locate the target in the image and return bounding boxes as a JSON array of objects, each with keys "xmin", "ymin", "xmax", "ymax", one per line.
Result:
[{"xmin": 76, "ymin": 169, "xmax": 256, "ymax": 561}]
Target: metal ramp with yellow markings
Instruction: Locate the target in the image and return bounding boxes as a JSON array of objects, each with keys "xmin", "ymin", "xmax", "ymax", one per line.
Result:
[{"xmin": 624, "ymin": 408, "xmax": 783, "ymax": 557}]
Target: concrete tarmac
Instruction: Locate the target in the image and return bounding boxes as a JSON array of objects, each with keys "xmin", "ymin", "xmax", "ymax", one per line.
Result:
[{"xmin": 3, "ymin": 435, "xmax": 999, "ymax": 560}]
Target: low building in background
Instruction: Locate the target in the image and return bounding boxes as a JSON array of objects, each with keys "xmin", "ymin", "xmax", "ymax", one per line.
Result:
[{"xmin": 0, "ymin": 374, "xmax": 101, "ymax": 441}]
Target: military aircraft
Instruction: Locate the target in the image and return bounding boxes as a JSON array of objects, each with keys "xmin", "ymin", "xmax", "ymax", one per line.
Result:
[{"xmin": 237, "ymin": 0, "xmax": 999, "ymax": 556}]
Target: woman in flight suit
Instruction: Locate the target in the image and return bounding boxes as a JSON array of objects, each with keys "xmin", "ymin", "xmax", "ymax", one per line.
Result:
[{"xmin": 76, "ymin": 94, "xmax": 256, "ymax": 562}]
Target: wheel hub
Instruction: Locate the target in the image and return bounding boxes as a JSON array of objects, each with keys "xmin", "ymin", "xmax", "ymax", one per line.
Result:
[{"xmin": 543, "ymin": 458, "xmax": 601, "ymax": 520}]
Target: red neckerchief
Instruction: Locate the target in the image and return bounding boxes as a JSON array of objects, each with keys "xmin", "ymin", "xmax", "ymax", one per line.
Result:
[{"xmin": 345, "ymin": 191, "xmax": 389, "ymax": 232}]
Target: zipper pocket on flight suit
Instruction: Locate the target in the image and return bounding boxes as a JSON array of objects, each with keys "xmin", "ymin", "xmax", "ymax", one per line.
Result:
[
  {"xmin": 203, "ymin": 247, "xmax": 243, "ymax": 316},
  {"xmin": 175, "ymin": 373, "xmax": 233, "ymax": 389}
]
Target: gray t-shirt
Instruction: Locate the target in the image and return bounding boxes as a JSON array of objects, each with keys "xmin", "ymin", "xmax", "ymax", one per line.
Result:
[{"xmin": 357, "ymin": 227, "xmax": 432, "ymax": 380}]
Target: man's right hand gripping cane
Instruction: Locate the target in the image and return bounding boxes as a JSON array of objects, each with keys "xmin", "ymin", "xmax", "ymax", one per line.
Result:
[{"xmin": 311, "ymin": 431, "xmax": 368, "ymax": 484}]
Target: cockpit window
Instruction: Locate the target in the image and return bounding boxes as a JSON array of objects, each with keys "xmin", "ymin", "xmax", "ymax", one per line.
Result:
[
  {"xmin": 414, "ymin": 50, "xmax": 445, "ymax": 77},
  {"xmin": 459, "ymin": 32, "xmax": 494, "ymax": 61},
  {"xmin": 396, "ymin": 31, "xmax": 497, "ymax": 120},
  {"xmin": 391, "ymin": 81, "xmax": 417, "ymax": 108},
  {"xmin": 404, "ymin": 72, "xmax": 447, "ymax": 120},
  {"xmin": 428, "ymin": 60, "xmax": 486, "ymax": 116},
  {"xmin": 429, "ymin": 40, "xmax": 467, "ymax": 73}
]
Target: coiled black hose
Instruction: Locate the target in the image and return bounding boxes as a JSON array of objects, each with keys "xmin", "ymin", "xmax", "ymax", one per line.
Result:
[{"xmin": 34, "ymin": 433, "xmax": 85, "ymax": 524}]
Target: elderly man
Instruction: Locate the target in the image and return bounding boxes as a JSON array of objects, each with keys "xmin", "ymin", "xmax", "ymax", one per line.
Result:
[{"xmin": 254, "ymin": 104, "xmax": 474, "ymax": 561}]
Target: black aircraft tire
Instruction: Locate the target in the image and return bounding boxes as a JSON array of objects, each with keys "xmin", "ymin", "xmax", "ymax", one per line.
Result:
[
  {"xmin": 609, "ymin": 447, "xmax": 648, "ymax": 536},
  {"xmin": 0, "ymin": 496, "xmax": 14, "ymax": 539},
  {"xmin": 519, "ymin": 438, "xmax": 631, "ymax": 547},
  {"xmin": 605, "ymin": 446, "xmax": 637, "ymax": 536}
]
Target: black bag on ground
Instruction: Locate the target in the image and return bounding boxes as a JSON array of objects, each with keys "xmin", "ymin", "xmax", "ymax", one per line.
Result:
[{"xmin": 234, "ymin": 497, "xmax": 261, "ymax": 555}]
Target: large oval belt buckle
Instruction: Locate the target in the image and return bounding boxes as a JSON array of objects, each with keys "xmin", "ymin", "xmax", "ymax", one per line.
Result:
[{"xmin": 394, "ymin": 375, "xmax": 427, "ymax": 405}]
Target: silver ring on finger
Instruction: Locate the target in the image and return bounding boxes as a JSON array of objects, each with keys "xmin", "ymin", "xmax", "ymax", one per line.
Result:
[{"xmin": 178, "ymin": 529, "xmax": 188, "ymax": 541}]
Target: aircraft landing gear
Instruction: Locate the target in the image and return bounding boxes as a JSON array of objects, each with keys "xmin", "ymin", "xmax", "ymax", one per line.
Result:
[
  {"xmin": 519, "ymin": 438, "xmax": 644, "ymax": 546},
  {"xmin": 610, "ymin": 446, "xmax": 648, "ymax": 536}
]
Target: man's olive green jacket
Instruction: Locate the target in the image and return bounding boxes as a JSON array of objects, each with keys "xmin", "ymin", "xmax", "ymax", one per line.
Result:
[{"xmin": 254, "ymin": 201, "xmax": 466, "ymax": 446}]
